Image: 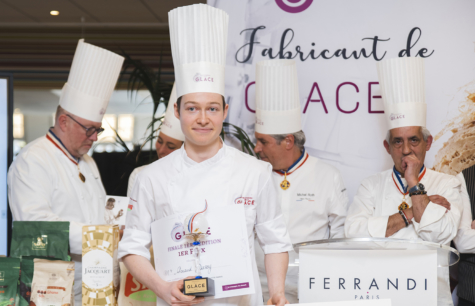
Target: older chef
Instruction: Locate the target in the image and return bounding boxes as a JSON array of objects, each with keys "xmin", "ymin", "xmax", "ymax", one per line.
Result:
[
  {"xmin": 345, "ymin": 57, "xmax": 462, "ymax": 306},
  {"xmin": 7, "ymin": 39, "xmax": 124, "ymax": 304},
  {"xmin": 454, "ymin": 166, "xmax": 475, "ymax": 306},
  {"xmin": 253, "ymin": 59, "xmax": 348, "ymax": 303},
  {"xmin": 119, "ymin": 4, "xmax": 292, "ymax": 306},
  {"xmin": 127, "ymin": 83, "xmax": 185, "ymax": 196}
]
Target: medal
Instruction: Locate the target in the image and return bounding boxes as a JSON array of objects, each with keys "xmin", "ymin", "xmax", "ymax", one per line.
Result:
[
  {"xmin": 275, "ymin": 151, "xmax": 309, "ymax": 191},
  {"xmin": 77, "ymin": 165, "xmax": 86, "ymax": 183},
  {"xmin": 398, "ymin": 201, "xmax": 409, "ymax": 211},
  {"xmin": 280, "ymin": 172, "xmax": 290, "ymax": 190}
]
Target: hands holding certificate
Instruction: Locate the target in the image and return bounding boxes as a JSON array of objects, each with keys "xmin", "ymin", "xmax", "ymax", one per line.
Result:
[
  {"xmin": 123, "ymin": 254, "xmax": 206, "ymax": 306},
  {"xmin": 158, "ymin": 277, "xmax": 205, "ymax": 306}
]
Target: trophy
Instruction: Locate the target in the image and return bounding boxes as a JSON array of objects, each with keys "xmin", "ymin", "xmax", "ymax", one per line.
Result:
[{"xmin": 182, "ymin": 201, "xmax": 215, "ymax": 296}]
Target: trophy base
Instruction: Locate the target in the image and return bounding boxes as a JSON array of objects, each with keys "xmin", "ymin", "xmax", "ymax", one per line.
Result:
[{"xmin": 183, "ymin": 277, "xmax": 215, "ymax": 297}]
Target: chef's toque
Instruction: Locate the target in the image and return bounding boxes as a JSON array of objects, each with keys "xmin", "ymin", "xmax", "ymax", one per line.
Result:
[
  {"xmin": 376, "ymin": 57, "xmax": 426, "ymax": 130},
  {"xmin": 169, "ymin": 4, "xmax": 228, "ymax": 97},
  {"xmin": 59, "ymin": 39, "xmax": 124, "ymax": 123},
  {"xmin": 255, "ymin": 59, "xmax": 302, "ymax": 135}
]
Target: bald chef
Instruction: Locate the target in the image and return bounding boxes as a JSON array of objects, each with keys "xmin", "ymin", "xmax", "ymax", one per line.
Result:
[
  {"xmin": 8, "ymin": 39, "xmax": 124, "ymax": 304},
  {"xmin": 127, "ymin": 83, "xmax": 185, "ymax": 196},
  {"xmin": 253, "ymin": 59, "xmax": 348, "ymax": 303},
  {"xmin": 345, "ymin": 57, "xmax": 462, "ymax": 306},
  {"xmin": 119, "ymin": 4, "xmax": 292, "ymax": 306}
]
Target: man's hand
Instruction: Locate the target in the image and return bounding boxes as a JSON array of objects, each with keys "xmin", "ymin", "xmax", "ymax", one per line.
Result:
[
  {"xmin": 118, "ymin": 209, "xmax": 124, "ymax": 217},
  {"xmin": 267, "ymin": 293, "xmax": 288, "ymax": 306},
  {"xmin": 428, "ymin": 195, "xmax": 451, "ymax": 211},
  {"xmin": 265, "ymin": 253, "xmax": 289, "ymax": 306},
  {"xmin": 156, "ymin": 277, "xmax": 204, "ymax": 306},
  {"xmin": 401, "ymin": 154, "xmax": 423, "ymax": 187},
  {"xmin": 471, "ymin": 220, "xmax": 475, "ymax": 230}
]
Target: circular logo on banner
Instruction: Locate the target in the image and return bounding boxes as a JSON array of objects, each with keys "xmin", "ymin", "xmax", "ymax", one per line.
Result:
[{"xmin": 275, "ymin": 0, "xmax": 313, "ymax": 13}]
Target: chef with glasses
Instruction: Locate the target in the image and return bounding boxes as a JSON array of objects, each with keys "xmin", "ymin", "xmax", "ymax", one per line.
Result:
[{"xmin": 7, "ymin": 39, "xmax": 124, "ymax": 305}]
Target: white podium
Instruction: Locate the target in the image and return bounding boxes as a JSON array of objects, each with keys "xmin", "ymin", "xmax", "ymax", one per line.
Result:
[{"xmin": 293, "ymin": 238, "xmax": 459, "ymax": 306}]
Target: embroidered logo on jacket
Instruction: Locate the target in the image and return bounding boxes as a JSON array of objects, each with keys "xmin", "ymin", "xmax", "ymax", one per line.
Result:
[{"xmin": 235, "ymin": 197, "xmax": 255, "ymax": 205}]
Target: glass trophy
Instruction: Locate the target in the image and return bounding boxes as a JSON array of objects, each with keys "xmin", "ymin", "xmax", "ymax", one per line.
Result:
[{"xmin": 182, "ymin": 202, "xmax": 215, "ymax": 296}]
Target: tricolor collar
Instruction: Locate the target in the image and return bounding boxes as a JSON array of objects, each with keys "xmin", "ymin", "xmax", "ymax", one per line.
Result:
[
  {"xmin": 46, "ymin": 129, "xmax": 80, "ymax": 165},
  {"xmin": 392, "ymin": 165, "xmax": 426, "ymax": 194},
  {"xmin": 275, "ymin": 149, "xmax": 308, "ymax": 176}
]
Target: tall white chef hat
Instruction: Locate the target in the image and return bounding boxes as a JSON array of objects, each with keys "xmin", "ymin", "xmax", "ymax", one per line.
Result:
[
  {"xmin": 255, "ymin": 59, "xmax": 302, "ymax": 135},
  {"xmin": 169, "ymin": 4, "xmax": 228, "ymax": 98},
  {"xmin": 160, "ymin": 83, "xmax": 185, "ymax": 142},
  {"xmin": 59, "ymin": 39, "xmax": 124, "ymax": 123},
  {"xmin": 376, "ymin": 57, "xmax": 426, "ymax": 130}
]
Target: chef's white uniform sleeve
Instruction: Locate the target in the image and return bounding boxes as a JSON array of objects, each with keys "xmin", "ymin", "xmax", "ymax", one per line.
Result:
[
  {"xmin": 118, "ymin": 175, "xmax": 154, "ymax": 260},
  {"xmin": 7, "ymin": 152, "xmax": 85, "ymax": 254},
  {"xmin": 127, "ymin": 167, "xmax": 139, "ymax": 197},
  {"xmin": 345, "ymin": 177, "xmax": 388, "ymax": 238},
  {"xmin": 412, "ymin": 175, "xmax": 463, "ymax": 245},
  {"xmin": 328, "ymin": 171, "xmax": 348, "ymax": 239},
  {"xmin": 453, "ymin": 172, "xmax": 475, "ymax": 252},
  {"xmin": 255, "ymin": 170, "xmax": 293, "ymax": 254}
]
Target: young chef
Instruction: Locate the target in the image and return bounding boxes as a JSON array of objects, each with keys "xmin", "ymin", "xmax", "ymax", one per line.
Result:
[{"xmin": 119, "ymin": 4, "xmax": 292, "ymax": 306}]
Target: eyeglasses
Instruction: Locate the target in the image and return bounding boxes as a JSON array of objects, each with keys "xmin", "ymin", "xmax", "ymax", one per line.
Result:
[{"xmin": 67, "ymin": 115, "xmax": 104, "ymax": 137}]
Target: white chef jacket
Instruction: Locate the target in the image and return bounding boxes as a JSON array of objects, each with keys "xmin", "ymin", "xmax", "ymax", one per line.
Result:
[
  {"xmin": 453, "ymin": 172, "xmax": 475, "ymax": 253},
  {"xmin": 256, "ymin": 151, "xmax": 348, "ymax": 303},
  {"xmin": 127, "ymin": 165, "xmax": 146, "ymax": 197},
  {"xmin": 345, "ymin": 167, "xmax": 463, "ymax": 306},
  {"xmin": 119, "ymin": 142, "xmax": 293, "ymax": 306},
  {"xmin": 7, "ymin": 130, "xmax": 106, "ymax": 305}
]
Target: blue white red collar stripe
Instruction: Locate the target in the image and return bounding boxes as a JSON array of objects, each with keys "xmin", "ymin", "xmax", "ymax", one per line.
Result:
[
  {"xmin": 392, "ymin": 165, "xmax": 425, "ymax": 194},
  {"xmin": 46, "ymin": 129, "xmax": 79, "ymax": 165},
  {"xmin": 276, "ymin": 149, "xmax": 308, "ymax": 176}
]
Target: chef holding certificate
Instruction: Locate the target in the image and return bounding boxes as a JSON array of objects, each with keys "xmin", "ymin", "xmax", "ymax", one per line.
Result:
[{"xmin": 118, "ymin": 4, "xmax": 292, "ymax": 306}]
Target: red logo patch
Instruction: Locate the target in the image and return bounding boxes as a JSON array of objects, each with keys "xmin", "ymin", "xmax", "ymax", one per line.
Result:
[{"xmin": 235, "ymin": 197, "xmax": 255, "ymax": 205}]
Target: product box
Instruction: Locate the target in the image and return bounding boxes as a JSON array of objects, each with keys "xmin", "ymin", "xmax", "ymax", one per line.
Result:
[{"xmin": 82, "ymin": 225, "xmax": 119, "ymax": 306}]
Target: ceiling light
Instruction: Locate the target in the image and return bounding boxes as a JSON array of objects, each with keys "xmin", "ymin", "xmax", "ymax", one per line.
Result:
[{"xmin": 50, "ymin": 10, "xmax": 59, "ymax": 16}]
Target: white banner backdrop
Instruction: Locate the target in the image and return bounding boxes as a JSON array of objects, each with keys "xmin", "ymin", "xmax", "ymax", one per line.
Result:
[
  {"xmin": 299, "ymin": 250, "xmax": 437, "ymax": 305},
  {"xmin": 209, "ymin": 0, "xmax": 475, "ymax": 200}
]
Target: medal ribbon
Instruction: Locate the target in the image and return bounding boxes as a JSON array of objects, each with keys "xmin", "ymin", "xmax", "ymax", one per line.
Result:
[
  {"xmin": 392, "ymin": 165, "xmax": 426, "ymax": 196},
  {"xmin": 46, "ymin": 129, "xmax": 85, "ymax": 182},
  {"xmin": 188, "ymin": 201, "xmax": 208, "ymax": 234},
  {"xmin": 274, "ymin": 149, "xmax": 309, "ymax": 177}
]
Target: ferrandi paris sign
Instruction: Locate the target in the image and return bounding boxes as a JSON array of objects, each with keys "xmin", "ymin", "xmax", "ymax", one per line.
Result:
[{"xmin": 299, "ymin": 250, "xmax": 437, "ymax": 305}]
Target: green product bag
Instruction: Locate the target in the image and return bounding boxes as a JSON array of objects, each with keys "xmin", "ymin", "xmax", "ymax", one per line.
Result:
[
  {"xmin": 0, "ymin": 257, "xmax": 20, "ymax": 306},
  {"xmin": 10, "ymin": 221, "xmax": 70, "ymax": 261},
  {"xmin": 18, "ymin": 258, "xmax": 33, "ymax": 306}
]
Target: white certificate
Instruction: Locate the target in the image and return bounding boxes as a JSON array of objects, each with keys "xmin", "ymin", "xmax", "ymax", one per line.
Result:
[{"xmin": 151, "ymin": 205, "xmax": 255, "ymax": 299}]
